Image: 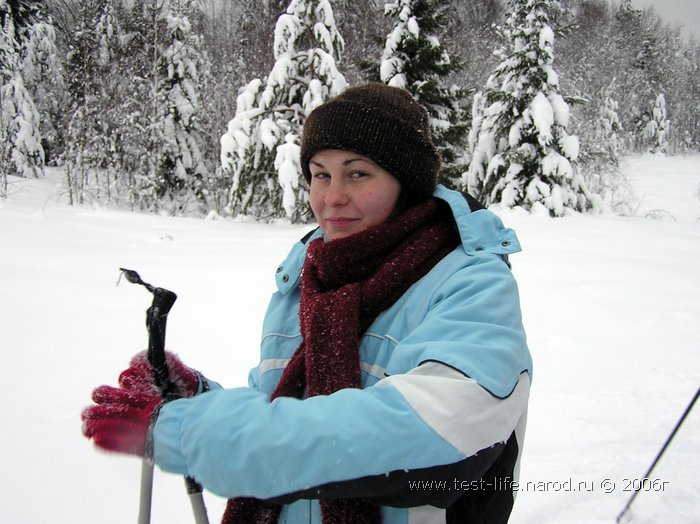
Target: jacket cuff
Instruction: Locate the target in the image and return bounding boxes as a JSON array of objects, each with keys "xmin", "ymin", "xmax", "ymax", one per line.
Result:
[{"xmin": 153, "ymin": 398, "xmax": 190, "ymax": 476}]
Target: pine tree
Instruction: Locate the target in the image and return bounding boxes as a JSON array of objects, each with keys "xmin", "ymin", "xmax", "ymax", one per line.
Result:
[
  {"xmin": 466, "ymin": 0, "xmax": 594, "ymax": 216},
  {"xmin": 220, "ymin": 0, "xmax": 346, "ymax": 222},
  {"xmin": 370, "ymin": 0, "xmax": 470, "ymax": 186}
]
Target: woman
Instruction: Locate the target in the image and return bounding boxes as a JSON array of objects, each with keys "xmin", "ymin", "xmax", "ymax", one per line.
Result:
[{"xmin": 83, "ymin": 83, "xmax": 532, "ymax": 524}]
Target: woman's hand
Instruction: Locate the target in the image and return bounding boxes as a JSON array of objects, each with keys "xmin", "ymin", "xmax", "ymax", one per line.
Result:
[
  {"xmin": 81, "ymin": 351, "xmax": 201, "ymax": 456},
  {"xmin": 81, "ymin": 384, "xmax": 162, "ymax": 456},
  {"xmin": 118, "ymin": 350, "xmax": 201, "ymax": 398}
]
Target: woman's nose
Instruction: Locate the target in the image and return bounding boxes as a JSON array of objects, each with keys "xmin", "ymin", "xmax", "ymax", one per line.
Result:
[{"xmin": 325, "ymin": 178, "xmax": 349, "ymax": 206}]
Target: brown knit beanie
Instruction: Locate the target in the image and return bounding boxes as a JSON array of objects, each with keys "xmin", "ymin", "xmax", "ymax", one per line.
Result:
[{"xmin": 300, "ymin": 83, "xmax": 441, "ymax": 197}]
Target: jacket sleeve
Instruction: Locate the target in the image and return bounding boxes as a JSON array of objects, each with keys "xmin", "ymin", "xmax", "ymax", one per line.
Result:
[
  {"xmin": 153, "ymin": 255, "xmax": 531, "ymax": 503},
  {"xmin": 155, "ymin": 367, "xmax": 529, "ymax": 503}
]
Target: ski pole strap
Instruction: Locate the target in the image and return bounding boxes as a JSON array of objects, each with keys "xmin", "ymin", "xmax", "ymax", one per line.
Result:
[
  {"xmin": 144, "ymin": 401, "xmax": 168, "ymax": 465},
  {"xmin": 118, "ymin": 268, "xmax": 156, "ymax": 293},
  {"xmin": 193, "ymin": 370, "xmax": 212, "ymax": 394}
]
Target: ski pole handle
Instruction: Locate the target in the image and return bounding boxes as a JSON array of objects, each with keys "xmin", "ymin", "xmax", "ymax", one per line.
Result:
[{"xmin": 146, "ymin": 287, "xmax": 177, "ymax": 398}]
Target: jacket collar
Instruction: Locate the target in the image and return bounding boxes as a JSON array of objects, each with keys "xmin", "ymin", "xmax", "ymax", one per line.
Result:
[{"xmin": 274, "ymin": 185, "xmax": 521, "ymax": 294}]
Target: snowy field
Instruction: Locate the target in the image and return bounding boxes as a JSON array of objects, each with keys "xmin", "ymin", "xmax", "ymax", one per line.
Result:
[{"xmin": 1, "ymin": 155, "xmax": 698, "ymax": 524}]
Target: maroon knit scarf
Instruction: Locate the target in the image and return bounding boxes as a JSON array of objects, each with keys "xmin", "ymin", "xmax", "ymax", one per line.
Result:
[{"xmin": 222, "ymin": 197, "xmax": 460, "ymax": 524}]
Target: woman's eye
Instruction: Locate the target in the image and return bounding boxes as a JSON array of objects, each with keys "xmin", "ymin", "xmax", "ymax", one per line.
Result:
[
  {"xmin": 350, "ymin": 171, "xmax": 368, "ymax": 179},
  {"xmin": 312, "ymin": 172, "xmax": 329, "ymax": 180}
]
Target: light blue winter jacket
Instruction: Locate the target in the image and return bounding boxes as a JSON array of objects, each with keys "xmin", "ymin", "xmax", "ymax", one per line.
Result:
[{"xmin": 154, "ymin": 185, "xmax": 532, "ymax": 523}]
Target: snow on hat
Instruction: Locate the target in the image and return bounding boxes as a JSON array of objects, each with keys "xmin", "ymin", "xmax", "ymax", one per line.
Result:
[{"xmin": 300, "ymin": 83, "xmax": 441, "ymax": 196}]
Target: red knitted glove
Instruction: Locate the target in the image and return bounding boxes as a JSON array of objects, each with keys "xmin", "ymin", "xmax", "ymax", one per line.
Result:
[
  {"xmin": 118, "ymin": 350, "xmax": 201, "ymax": 398},
  {"xmin": 81, "ymin": 385, "xmax": 162, "ymax": 457},
  {"xmin": 81, "ymin": 351, "xmax": 201, "ymax": 456}
]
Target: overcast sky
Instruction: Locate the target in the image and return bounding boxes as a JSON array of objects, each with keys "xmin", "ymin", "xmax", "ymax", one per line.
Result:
[{"xmin": 630, "ymin": 0, "xmax": 700, "ymax": 39}]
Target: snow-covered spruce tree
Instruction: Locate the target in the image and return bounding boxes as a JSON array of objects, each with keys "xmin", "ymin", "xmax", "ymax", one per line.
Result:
[
  {"xmin": 0, "ymin": 8, "xmax": 12, "ymax": 195},
  {"xmin": 194, "ymin": 1, "xmax": 269, "ymax": 216},
  {"xmin": 370, "ymin": 0, "xmax": 470, "ymax": 186},
  {"xmin": 597, "ymin": 88, "xmax": 624, "ymax": 168},
  {"xmin": 103, "ymin": 0, "xmax": 160, "ymax": 209},
  {"xmin": 21, "ymin": 13, "xmax": 62, "ymax": 164},
  {"xmin": 466, "ymin": 0, "xmax": 594, "ymax": 216},
  {"xmin": 142, "ymin": 0, "xmax": 211, "ymax": 214},
  {"xmin": 0, "ymin": 0, "xmax": 44, "ymax": 192},
  {"xmin": 1, "ymin": 0, "xmax": 16, "ymax": 195},
  {"xmin": 220, "ymin": 0, "xmax": 346, "ymax": 222},
  {"xmin": 61, "ymin": 0, "xmax": 118, "ymax": 205},
  {"xmin": 580, "ymin": 80, "xmax": 633, "ymax": 213},
  {"xmin": 643, "ymin": 93, "xmax": 670, "ymax": 155},
  {"xmin": 612, "ymin": 0, "xmax": 664, "ymax": 152}
]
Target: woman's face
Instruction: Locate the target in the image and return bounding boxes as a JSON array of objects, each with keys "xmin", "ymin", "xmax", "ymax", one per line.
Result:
[{"xmin": 309, "ymin": 149, "xmax": 401, "ymax": 241}]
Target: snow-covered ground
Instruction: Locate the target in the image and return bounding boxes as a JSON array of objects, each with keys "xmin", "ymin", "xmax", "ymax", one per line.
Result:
[{"xmin": 1, "ymin": 155, "xmax": 698, "ymax": 523}]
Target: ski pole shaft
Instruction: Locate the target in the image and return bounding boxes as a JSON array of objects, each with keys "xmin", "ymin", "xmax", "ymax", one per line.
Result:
[
  {"xmin": 186, "ymin": 477, "xmax": 210, "ymax": 524},
  {"xmin": 138, "ymin": 460, "xmax": 155, "ymax": 524},
  {"xmin": 616, "ymin": 385, "xmax": 700, "ymax": 523}
]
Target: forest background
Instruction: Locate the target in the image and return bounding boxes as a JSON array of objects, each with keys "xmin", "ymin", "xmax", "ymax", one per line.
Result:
[{"xmin": 2, "ymin": 0, "xmax": 698, "ymax": 220}]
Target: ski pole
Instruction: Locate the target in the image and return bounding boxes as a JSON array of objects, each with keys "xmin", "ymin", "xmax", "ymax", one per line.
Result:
[
  {"xmin": 119, "ymin": 268, "xmax": 209, "ymax": 524},
  {"xmin": 138, "ymin": 456, "xmax": 155, "ymax": 524},
  {"xmin": 616, "ymin": 385, "xmax": 700, "ymax": 523}
]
